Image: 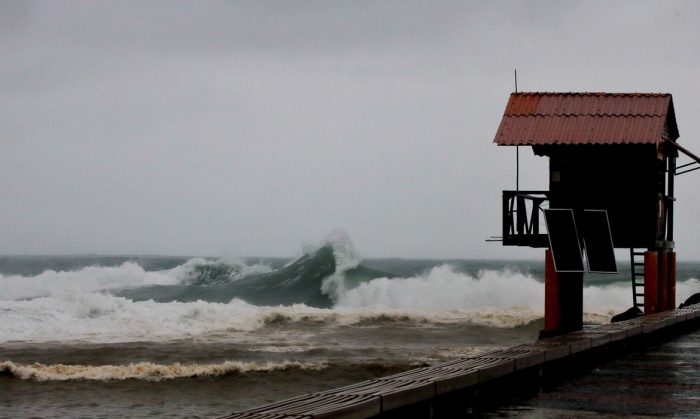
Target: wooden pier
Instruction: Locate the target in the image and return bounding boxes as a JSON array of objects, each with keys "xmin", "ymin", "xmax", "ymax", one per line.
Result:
[{"xmin": 222, "ymin": 303, "xmax": 700, "ymax": 418}]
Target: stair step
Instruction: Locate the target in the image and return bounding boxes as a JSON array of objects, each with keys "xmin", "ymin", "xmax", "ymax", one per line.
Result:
[{"xmin": 631, "ymin": 248, "xmax": 646, "ymax": 310}]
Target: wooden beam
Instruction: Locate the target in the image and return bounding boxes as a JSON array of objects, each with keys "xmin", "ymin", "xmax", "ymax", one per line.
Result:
[{"xmin": 665, "ymin": 138, "xmax": 700, "ymax": 165}]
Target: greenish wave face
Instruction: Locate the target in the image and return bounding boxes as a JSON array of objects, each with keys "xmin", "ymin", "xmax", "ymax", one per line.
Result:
[{"xmin": 115, "ymin": 245, "xmax": 394, "ymax": 308}]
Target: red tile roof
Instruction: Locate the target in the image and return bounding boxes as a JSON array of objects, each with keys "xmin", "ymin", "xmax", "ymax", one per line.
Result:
[{"xmin": 494, "ymin": 92, "xmax": 679, "ymax": 146}]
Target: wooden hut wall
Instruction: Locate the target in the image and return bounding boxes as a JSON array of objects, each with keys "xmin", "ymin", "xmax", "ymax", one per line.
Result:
[{"xmin": 540, "ymin": 144, "xmax": 664, "ymax": 249}]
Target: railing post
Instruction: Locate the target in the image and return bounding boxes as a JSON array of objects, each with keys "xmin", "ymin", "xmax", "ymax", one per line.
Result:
[
  {"xmin": 517, "ymin": 195, "xmax": 526, "ymax": 235},
  {"xmin": 531, "ymin": 198, "xmax": 542, "ymax": 236},
  {"xmin": 502, "ymin": 191, "xmax": 510, "ymax": 244},
  {"xmin": 501, "ymin": 191, "xmax": 549, "ymax": 247}
]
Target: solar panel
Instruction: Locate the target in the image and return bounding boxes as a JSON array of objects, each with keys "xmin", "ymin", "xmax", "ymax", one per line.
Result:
[
  {"xmin": 582, "ymin": 210, "xmax": 617, "ymax": 273},
  {"xmin": 544, "ymin": 209, "xmax": 584, "ymax": 273}
]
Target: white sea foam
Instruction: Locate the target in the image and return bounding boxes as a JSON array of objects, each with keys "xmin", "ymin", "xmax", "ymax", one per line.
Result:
[
  {"xmin": 0, "ymin": 288, "xmax": 634, "ymax": 344},
  {"xmin": 335, "ymin": 266, "xmax": 544, "ymax": 310},
  {"xmin": 0, "ymin": 262, "xmax": 183, "ymax": 301},
  {"xmin": 0, "ymin": 360, "xmax": 326, "ymax": 382},
  {"xmin": 0, "ymin": 293, "xmax": 328, "ymax": 343},
  {"xmin": 583, "ymin": 277, "xmax": 700, "ymax": 317},
  {"xmin": 0, "ymin": 258, "xmax": 273, "ymax": 301},
  {"xmin": 0, "ymin": 292, "xmax": 543, "ymax": 343},
  {"xmin": 249, "ymin": 345, "xmax": 318, "ymax": 353},
  {"xmin": 333, "ymin": 265, "xmax": 700, "ymax": 321},
  {"xmin": 331, "ymin": 267, "xmax": 539, "ymax": 327}
]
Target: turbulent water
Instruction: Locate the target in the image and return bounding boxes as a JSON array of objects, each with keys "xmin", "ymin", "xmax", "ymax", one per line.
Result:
[{"xmin": 1, "ymin": 233, "xmax": 699, "ymax": 417}]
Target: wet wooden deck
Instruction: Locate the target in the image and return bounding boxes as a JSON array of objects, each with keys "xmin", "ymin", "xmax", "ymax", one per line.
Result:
[
  {"xmin": 491, "ymin": 324, "xmax": 700, "ymax": 417},
  {"xmin": 222, "ymin": 304, "xmax": 700, "ymax": 418}
]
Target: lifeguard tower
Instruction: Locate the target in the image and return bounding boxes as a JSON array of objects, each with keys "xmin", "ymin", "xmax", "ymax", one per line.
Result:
[{"xmin": 493, "ymin": 92, "xmax": 700, "ymax": 335}]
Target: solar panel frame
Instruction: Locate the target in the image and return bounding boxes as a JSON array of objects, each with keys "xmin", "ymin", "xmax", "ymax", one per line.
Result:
[
  {"xmin": 582, "ymin": 209, "xmax": 618, "ymax": 274},
  {"xmin": 544, "ymin": 209, "xmax": 585, "ymax": 273}
]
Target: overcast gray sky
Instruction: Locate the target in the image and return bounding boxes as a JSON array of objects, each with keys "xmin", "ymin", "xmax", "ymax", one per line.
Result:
[{"xmin": 1, "ymin": 0, "xmax": 700, "ymax": 259}]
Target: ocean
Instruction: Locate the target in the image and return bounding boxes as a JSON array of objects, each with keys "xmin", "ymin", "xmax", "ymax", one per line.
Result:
[{"xmin": 1, "ymin": 235, "xmax": 699, "ymax": 418}]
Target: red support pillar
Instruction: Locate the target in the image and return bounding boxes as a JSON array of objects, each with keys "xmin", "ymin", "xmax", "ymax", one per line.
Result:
[
  {"xmin": 544, "ymin": 249, "xmax": 561, "ymax": 332},
  {"xmin": 668, "ymin": 252, "xmax": 676, "ymax": 309},
  {"xmin": 659, "ymin": 252, "xmax": 669, "ymax": 311},
  {"xmin": 644, "ymin": 251, "xmax": 659, "ymax": 315}
]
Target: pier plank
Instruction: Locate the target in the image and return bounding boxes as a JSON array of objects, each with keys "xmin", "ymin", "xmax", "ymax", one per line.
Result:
[
  {"xmin": 548, "ymin": 335, "xmax": 592, "ymax": 353},
  {"xmin": 374, "ymin": 366, "xmax": 478, "ymax": 396},
  {"xmin": 437, "ymin": 356, "xmax": 515, "ymax": 382},
  {"xmin": 587, "ymin": 322, "xmax": 630, "ymax": 342},
  {"xmin": 224, "ymin": 393, "xmax": 379, "ymax": 419},
  {"xmin": 510, "ymin": 340, "xmax": 569, "ymax": 361},
  {"xmin": 224, "ymin": 414, "xmax": 309, "ymax": 419},
  {"xmin": 431, "ymin": 368, "xmax": 481, "ymax": 395},
  {"xmin": 569, "ymin": 330, "xmax": 610, "ymax": 348},
  {"xmin": 485, "ymin": 347, "xmax": 545, "ymax": 370},
  {"xmin": 321, "ymin": 378, "xmax": 434, "ymax": 412}
]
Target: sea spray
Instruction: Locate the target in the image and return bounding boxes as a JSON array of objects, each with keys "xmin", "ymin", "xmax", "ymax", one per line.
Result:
[{"xmin": 301, "ymin": 230, "xmax": 361, "ymax": 272}]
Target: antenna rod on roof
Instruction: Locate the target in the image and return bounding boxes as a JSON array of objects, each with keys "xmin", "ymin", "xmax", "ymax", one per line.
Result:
[
  {"xmin": 514, "ymin": 68, "xmax": 519, "ymax": 191},
  {"xmin": 516, "ymin": 144, "xmax": 520, "ymax": 191}
]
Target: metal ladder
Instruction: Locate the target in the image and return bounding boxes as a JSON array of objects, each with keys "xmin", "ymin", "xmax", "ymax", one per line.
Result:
[{"xmin": 630, "ymin": 249, "xmax": 646, "ymax": 309}]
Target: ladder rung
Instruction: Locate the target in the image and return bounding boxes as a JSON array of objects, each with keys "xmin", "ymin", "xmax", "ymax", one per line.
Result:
[
  {"xmin": 633, "ymin": 252, "xmax": 646, "ymax": 255},
  {"xmin": 635, "ymin": 293, "xmax": 645, "ymax": 297},
  {"xmin": 633, "ymin": 263, "xmax": 645, "ymax": 266},
  {"xmin": 634, "ymin": 282, "xmax": 644, "ymax": 287}
]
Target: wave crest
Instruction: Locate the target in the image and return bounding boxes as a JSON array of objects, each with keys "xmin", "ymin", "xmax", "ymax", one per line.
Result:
[{"xmin": 302, "ymin": 230, "xmax": 361, "ymax": 272}]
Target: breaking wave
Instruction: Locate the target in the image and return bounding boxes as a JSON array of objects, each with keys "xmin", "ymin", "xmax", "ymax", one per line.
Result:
[{"xmin": 334, "ymin": 266, "xmax": 543, "ymax": 310}]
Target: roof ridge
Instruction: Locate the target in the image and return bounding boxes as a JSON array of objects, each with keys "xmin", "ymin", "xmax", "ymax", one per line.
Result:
[
  {"xmin": 504, "ymin": 113, "xmax": 666, "ymax": 117},
  {"xmin": 511, "ymin": 92, "xmax": 671, "ymax": 97}
]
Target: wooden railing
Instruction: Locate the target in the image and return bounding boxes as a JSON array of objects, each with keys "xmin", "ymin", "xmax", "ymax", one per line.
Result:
[{"xmin": 502, "ymin": 190, "xmax": 549, "ymax": 247}]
